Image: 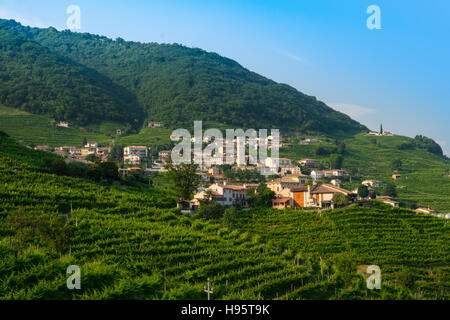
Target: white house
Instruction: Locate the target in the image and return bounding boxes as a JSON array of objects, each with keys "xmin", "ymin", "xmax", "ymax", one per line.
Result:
[
  {"xmin": 298, "ymin": 159, "xmax": 317, "ymax": 167},
  {"xmin": 124, "ymin": 146, "xmax": 148, "ymax": 164},
  {"xmin": 159, "ymin": 150, "xmax": 171, "ymax": 163},
  {"xmin": 415, "ymin": 208, "xmax": 436, "ymax": 214},
  {"xmin": 148, "ymin": 121, "xmax": 163, "ymax": 128},
  {"xmin": 265, "ymin": 157, "xmax": 293, "ymax": 168},
  {"xmin": 310, "ymin": 170, "xmax": 325, "ymax": 180},
  {"xmin": 330, "ymin": 179, "xmax": 342, "ymax": 186},
  {"xmin": 85, "ymin": 141, "xmax": 99, "ymax": 149},
  {"xmin": 279, "ymin": 166, "xmax": 302, "ymax": 176},
  {"xmin": 362, "ymin": 180, "xmax": 383, "ymax": 187},
  {"xmin": 332, "ymin": 169, "xmax": 348, "ymax": 177},
  {"xmin": 56, "ymin": 121, "xmax": 69, "ymax": 128},
  {"xmin": 193, "ymin": 183, "xmax": 249, "ymax": 208}
]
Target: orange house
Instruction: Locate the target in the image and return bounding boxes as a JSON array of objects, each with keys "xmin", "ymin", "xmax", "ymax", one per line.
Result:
[{"xmin": 291, "ymin": 186, "xmax": 309, "ymax": 207}]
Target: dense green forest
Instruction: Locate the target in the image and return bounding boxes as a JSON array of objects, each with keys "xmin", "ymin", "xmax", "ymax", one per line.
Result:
[
  {"xmin": 0, "ymin": 133, "xmax": 448, "ymax": 300},
  {"xmin": 0, "ymin": 19, "xmax": 366, "ymax": 134},
  {"xmin": 0, "ymin": 24, "xmax": 142, "ymax": 126}
]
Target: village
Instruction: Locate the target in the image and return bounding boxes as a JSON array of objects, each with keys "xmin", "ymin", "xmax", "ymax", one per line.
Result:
[{"xmin": 32, "ymin": 129, "xmax": 449, "ymax": 220}]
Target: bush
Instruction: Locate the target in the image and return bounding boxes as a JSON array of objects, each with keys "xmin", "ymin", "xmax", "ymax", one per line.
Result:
[
  {"xmin": 197, "ymin": 203, "xmax": 225, "ymax": 220},
  {"xmin": 384, "ymin": 182, "xmax": 397, "ymax": 197},
  {"xmin": 357, "ymin": 185, "xmax": 369, "ymax": 198},
  {"xmin": 332, "ymin": 193, "xmax": 349, "ymax": 207},
  {"xmin": 223, "ymin": 207, "xmax": 237, "ymax": 229},
  {"xmin": 50, "ymin": 159, "xmax": 67, "ymax": 175},
  {"xmin": 66, "ymin": 161, "xmax": 88, "ymax": 178},
  {"xmin": 390, "ymin": 159, "xmax": 402, "ymax": 171}
]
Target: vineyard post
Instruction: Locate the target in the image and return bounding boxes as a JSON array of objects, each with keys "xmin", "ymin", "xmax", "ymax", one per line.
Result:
[
  {"xmin": 320, "ymin": 256, "xmax": 323, "ymax": 278},
  {"xmin": 204, "ymin": 278, "xmax": 214, "ymax": 300},
  {"xmin": 164, "ymin": 268, "xmax": 167, "ymax": 292}
]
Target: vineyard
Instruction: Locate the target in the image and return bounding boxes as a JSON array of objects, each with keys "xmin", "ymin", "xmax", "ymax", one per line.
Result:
[{"xmin": 0, "ymin": 133, "xmax": 449, "ymax": 300}]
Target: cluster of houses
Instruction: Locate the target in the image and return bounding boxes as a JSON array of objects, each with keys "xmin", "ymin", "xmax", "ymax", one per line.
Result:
[
  {"xmin": 122, "ymin": 146, "xmax": 171, "ymax": 166},
  {"xmin": 184, "ymin": 156, "xmax": 359, "ymax": 212},
  {"xmin": 310, "ymin": 169, "xmax": 348, "ymax": 180},
  {"xmin": 35, "ymin": 141, "xmax": 111, "ymax": 164},
  {"xmin": 148, "ymin": 121, "xmax": 164, "ymax": 128}
]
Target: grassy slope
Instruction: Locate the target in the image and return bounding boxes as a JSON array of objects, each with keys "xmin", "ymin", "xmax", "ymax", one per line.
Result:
[
  {"xmin": 0, "ymin": 135, "xmax": 449, "ymax": 300},
  {"xmin": 0, "ymin": 105, "xmax": 172, "ymax": 149},
  {"xmin": 281, "ymin": 133, "xmax": 450, "ymax": 212}
]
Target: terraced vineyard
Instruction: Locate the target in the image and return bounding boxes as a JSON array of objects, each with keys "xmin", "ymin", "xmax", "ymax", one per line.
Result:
[
  {"xmin": 0, "ymin": 133, "xmax": 448, "ymax": 300},
  {"xmin": 0, "ymin": 105, "xmax": 172, "ymax": 149}
]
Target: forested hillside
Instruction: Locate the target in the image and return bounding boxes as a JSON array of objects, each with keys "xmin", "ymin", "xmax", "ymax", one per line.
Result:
[
  {"xmin": 0, "ymin": 19, "xmax": 366, "ymax": 134},
  {"xmin": 0, "ymin": 25, "xmax": 143, "ymax": 126}
]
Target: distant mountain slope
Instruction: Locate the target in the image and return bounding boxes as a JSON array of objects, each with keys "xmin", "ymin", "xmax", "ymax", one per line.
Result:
[
  {"xmin": 0, "ymin": 22, "xmax": 143, "ymax": 126},
  {"xmin": 0, "ymin": 19, "xmax": 367, "ymax": 135}
]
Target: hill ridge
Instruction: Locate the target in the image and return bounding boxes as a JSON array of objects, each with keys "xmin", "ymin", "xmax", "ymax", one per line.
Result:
[{"xmin": 0, "ymin": 18, "xmax": 366, "ymax": 135}]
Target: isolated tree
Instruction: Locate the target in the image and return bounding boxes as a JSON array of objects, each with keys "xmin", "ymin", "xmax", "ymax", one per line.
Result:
[
  {"xmin": 85, "ymin": 154, "xmax": 99, "ymax": 163},
  {"xmin": 50, "ymin": 159, "xmax": 67, "ymax": 175},
  {"xmin": 396, "ymin": 268, "xmax": 416, "ymax": 290},
  {"xmin": 99, "ymin": 161, "xmax": 119, "ymax": 180},
  {"xmin": 390, "ymin": 159, "xmax": 402, "ymax": 171},
  {"xmin": 6, "ymin": 208, "xmax": 33, "ymax": 251},
  {"xmin": 315, "ymin": 146, "xmax": 328, "ymax": 156},
  {"xmin": 384, "ymin": 182, "xmax": 397, "ymax": 197},
  {"xmin": 199, "ymin": 189, "xmax": 215, "ymax": 206},
  {"xmin": 66, "ymin": 161, "xmax": 88, "ymax": 178},
  {"xmin": 337, "ymin": 142, "xmax": 346, "ymax": 154},
  {"xmin": 197, "ymin": 203, "xmax": 225, "ymax": 220},
  {"xmin": 41, "ymin": 216, "xmax": 71, "ymax": 254},
  {"xmin": 83, "ymin": 137, "xmax": 87, "ymax": 147},
  {"xmin": 87, "ymin": 164, "xmax": 102, "ymax": 180},
  {"xmin": 249, "ymin": 183, "xmax": 275, "ymax": 207},
  {"xmin": 223, "ymin": 207, "xmax": 237, "ymax": 229},
  {"xmin": 357, "ymin": 185, "xmax": 369, "ymax": 199},
  {"xmin": 332, "ymin": 192, "xmax": 349, "ymax": 207},
  {"xmin": 165, "ymin": 162, "xmax": 202, "ymax": 203},
  {"xmin": 110, "ymin": 144, "xmax": 124, "ymax": 162},
  {"xmin": 329, "ymin": 154, "xmax": 343, "ymax": 169}
]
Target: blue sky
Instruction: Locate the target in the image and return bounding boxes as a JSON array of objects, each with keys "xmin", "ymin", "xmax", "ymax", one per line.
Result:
[{"xmin": 1, "ymin": 0, "xmax": 449, "ymax": 155}]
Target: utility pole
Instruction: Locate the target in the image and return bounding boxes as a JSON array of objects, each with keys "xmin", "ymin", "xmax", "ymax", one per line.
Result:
[{"xmin": 204, "ymin": 278, "xmax": 214, "ymax": 300}]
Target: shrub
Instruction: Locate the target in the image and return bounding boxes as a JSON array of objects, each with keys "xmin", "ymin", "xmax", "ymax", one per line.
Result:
[{"xmin": 197, "ymin": 203, "xmax": 225, "ymax": 220}]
